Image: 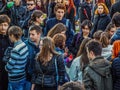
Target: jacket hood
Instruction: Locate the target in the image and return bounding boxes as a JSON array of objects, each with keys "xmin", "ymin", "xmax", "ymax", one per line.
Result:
[{"xmin": 89, "ymin": 56, "xmax": 111, "ymax": 77}]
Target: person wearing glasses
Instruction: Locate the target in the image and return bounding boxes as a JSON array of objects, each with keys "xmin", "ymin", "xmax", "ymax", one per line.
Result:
[{"xmin": 20, "ymin": 0, "xmax": 36, "ymax": 39}]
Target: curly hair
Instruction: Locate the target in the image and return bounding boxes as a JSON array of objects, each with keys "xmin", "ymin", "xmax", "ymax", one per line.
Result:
[{"xmin": 95, "ymin": 3, "xmax": 109, "ymax": 15}]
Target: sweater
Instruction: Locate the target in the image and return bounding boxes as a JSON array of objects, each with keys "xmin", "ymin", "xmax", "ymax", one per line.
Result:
[{"xmin": 5, "ymin": 40, "xmax": 29, "ymax": 82}]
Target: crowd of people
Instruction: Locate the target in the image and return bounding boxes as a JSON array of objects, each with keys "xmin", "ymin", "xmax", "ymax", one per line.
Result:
[{"xmin": 0, "ymin": 0, "xmax": 120, "ymax": 90}]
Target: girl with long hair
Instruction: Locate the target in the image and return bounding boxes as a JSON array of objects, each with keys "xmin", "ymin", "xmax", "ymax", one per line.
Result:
[{"xmin": 31, "ymin": 37, "xmax": 66, "ymax": 90}]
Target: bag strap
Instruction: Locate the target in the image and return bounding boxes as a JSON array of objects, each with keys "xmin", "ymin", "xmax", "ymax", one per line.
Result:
[{"xmin": 55, "ymin": 55, "xmax": 59, "ymax": 88}]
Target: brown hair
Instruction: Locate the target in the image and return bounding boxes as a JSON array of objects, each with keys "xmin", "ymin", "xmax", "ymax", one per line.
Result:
[
  {"xmin": 93, "ymin": 30, "xmax": 103, "ymax": 41},
  {"xmin": 77, "ymin": 38, "xmax": 91, "ymax": 70},
  {"xmin": 0, "ymin": 14, "xmax": 11, "ymax": 25},
  {"xmin": 8, "ymin": 26, "xmax": 23, "ymax": 40},
  {"xmin": 58, "ymin": 81, "xmax": 85, "ymax": 90},
  {"xmin": 29, "ymin": 10, "xmax": 43, "ymax": 26},
  {"xmin": 53, "ymin": 33, "xmax": 66, "ymax": 49},
  {"xmin": 37, "ymin": 37, "xmax": 58, "ymax": 65},
  {"xmin": 54, "ymin": 3, "xmax": 66, "ymax": 13},
  {"xmin": 100, "ymin": 32, "xmax": 109, "ymax": 48},
  {"xmin": 47, "ymin": 23, "xmax": 67, "ymax": 38},
  {"xmin": 95, "ymin": 3, "xmax": 109, "ymax": 15}
]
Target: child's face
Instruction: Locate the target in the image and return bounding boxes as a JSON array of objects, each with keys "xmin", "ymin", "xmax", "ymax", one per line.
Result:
[{"xmin": 0, "ymin": 22, "xmax": 9, "ymax": 35}]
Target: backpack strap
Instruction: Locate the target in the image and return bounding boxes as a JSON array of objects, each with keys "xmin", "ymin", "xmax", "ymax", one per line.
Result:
[
  {"xmin": 66, "ymin": 19, "xmax": 69, "ymax": 28},
  {"xmin": 55, "ymin": 55, "xmax": 59, "ymax": 87},
  {"xmin": 76, "ymin": 32, "xmax": 81, "ymax": 45}
]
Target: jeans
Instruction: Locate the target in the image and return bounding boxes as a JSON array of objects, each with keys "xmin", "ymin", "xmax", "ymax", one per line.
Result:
[
  {"xmin": 24, "ymin": 80, "xmax": 32, "ymax": 90},
  {"xmin": 8, "ymin": 79, "xmax": 26, "ymax": 90}
]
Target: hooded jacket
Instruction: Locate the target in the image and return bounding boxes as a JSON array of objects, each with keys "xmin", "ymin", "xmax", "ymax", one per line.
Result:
[{"xmin": 83, "ymin": 56, "xmax": 112, "ymax": 90}]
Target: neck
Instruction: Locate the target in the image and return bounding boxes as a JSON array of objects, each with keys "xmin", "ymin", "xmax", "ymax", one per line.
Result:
[
  {"xmin": 34, "ymin": 21, "xmax": 40, "ymax": 26},
  {"xmin": 34, "ymin": 38, "xmax": 40, "ymax": 46}
]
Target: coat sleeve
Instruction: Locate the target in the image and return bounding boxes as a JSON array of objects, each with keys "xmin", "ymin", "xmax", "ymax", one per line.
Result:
[
  {"xmin": 69, "ymin": 57, "xmax": 82, "ymax": 81},
  {"xmin": 57, "ymin": 55, "xmax": 66, "ymax": 85},
  {"xmin": 5, "ymin": 50, "xmax": 18, "ymax": 72},
  {"xmin": 83, "ymin": 67, "xmax": 93, "ymax": 90}
]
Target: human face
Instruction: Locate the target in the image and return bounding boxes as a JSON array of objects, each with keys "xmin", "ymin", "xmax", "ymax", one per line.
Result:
[
  {"xmin": 0, "ymin": 22, "xmax": 9, "ymax": 35},
  {"xmin": 55, "ymin": 9, "xmax": 65, "ymax": 20},
  {"xmin": 27, "ymin": 1, "xmax": 35, "ymax": 11},
  {"xmin": 82, "ymin": 25, "xmax": 90, "ymax": 36},
  {"xmin": 36, "ymin": 0, "xmax": 41, "ymax": 7},
  {"xmin": 36, "ymin": 14, "xmax": 46, "ymax": 24},
  {"xmin": 13, "ymin": 0, "xmax": 21, "ymax": 6},
  {"xmin": 29, "ymin": 30, "xmax": 40, "ymax": 42},
  {"xmin": 65, "ymin": 0, "xmax": 69, "ymax": 5},
  {"xmin": 109, "ymin": 27, "xmax": 116, "ymax": 37},
  {"xmin": 97, "ymin": 5, "xmax": 104, "ymax": 14}
]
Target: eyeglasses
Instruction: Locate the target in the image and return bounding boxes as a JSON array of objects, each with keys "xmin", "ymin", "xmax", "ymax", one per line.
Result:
[{"xmin": 27, "ymin": 3, "xmax": 34, "ymax": 6}]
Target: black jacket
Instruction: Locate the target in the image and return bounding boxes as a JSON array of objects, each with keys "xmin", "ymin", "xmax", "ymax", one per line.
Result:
[
  {"xmin": 110, "ymin": 1, "xmax": 120, "ymax": 18},
  {"xmin": 79, "ymin": 2, "xmax": 92, "ymax": 23},
  {"xmin": 112, "ymin": 54, "xmax": 120, "ymax": 90},
  {"xmin": 32, "ymin": 55, "xmax": 66, "ymax": 86},
  {"xmin": 91, "ymin": 14, "xmax": 111, "ymax": 35}
]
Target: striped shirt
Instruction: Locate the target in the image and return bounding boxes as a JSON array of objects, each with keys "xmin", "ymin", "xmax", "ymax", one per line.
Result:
[{"xmin": 5, "ymin": 40, "xmax": 29, "ymax": 82}]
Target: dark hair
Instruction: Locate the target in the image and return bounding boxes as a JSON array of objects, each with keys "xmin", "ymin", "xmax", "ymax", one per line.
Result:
[
  {"xmin": 93, "ymin": 30, "xmax": 103, "ymax": 41},
  {"xmin": 29, "ymin": 25, "xmax": 42, "ymax": 34},
  {"xmin": 0, "ymin": 14, "xmax": 11, "ymax": 25},
  {"xmin": 86, "ymin": 40, "xmax": 102, "ymax": 56},
  {"xmin": 8, "ymin": 26, "xmax": 23, "ymax": 40},
  {"xmin": 112, "ymin": 12, "xmax": 120, "ymax": 27},
  {"xmin": 81, "ymin": 19, "xmax": 92, "ymax": 30},
  {"xmin": 58, "ymin": 81, "xmax": 85, "ymax": 90},
  {"xmin": 26, "ymin": 0, "xmax": 35, "ymax": 3},
  {"xmin": 54, "ymin": 3, "xmax": 66, "ymax": 13},
  {"xmin": 77, "ymin": 38, "xmax": 91, "ymax": 70}
]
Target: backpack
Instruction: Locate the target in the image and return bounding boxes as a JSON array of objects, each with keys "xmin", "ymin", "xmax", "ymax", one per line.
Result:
[{"xmin": 89, "ymin": 66, "xmax": 113, "ymax": 90}]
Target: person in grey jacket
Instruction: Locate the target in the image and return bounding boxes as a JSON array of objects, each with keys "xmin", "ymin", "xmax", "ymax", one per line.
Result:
[{"xmin": 83, "ymin": 40, "xmax": 112, "ymax": 90}]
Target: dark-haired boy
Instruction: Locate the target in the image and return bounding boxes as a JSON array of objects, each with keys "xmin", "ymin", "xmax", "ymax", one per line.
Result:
[
  {"xmin": 83, "ymin": 40, "xmax": 112, "ymax": 90},
  {"xmin": 24, "ymin": 25, "xmax": 42, "ymax": 90}
]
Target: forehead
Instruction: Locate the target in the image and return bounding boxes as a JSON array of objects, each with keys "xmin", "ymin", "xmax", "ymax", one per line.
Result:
[
  {"xmin": 56, "ymin": 9, "xmax": 65, "ymax": 12},
  {"xmin": 29, "ymin": 30, "xmax": 37, "ymax": 34},
  {"xmin": 0, "ymin": 22, "xmax": 9, "ymax": 25},
  {"xmin": 27, "ymin": 1, "xmax": 35, "ymax": 3}
]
